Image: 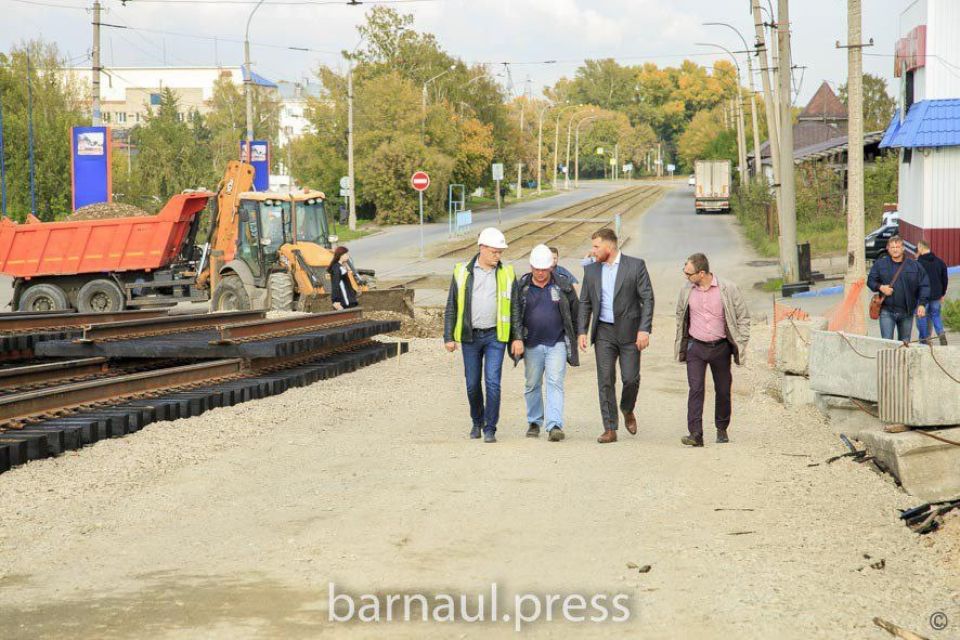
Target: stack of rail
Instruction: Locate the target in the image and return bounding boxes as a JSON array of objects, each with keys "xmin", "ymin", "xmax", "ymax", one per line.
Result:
[{"xmin": 0, "ymin": 308, "xmax": 406, "ymax": 475}]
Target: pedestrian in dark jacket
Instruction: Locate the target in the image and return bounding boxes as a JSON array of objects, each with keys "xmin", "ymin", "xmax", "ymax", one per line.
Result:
[
  {"xmin": 516, "ymin": 245, "xmax": 580, "ymax": 442},
  {"xmin": 916, "ymin": 239, "xmax": 949, "ymax": 345},
  {"xmin": 328, "ymin": 246, "xmax": 359, "ymax": 310},
  {"xmin": 867, "ymin": 235, "xmax": 929, "ymax": 341},
  {"xmin": 443, "ymin": 227, "xmax": 523, "ymax": 443}
]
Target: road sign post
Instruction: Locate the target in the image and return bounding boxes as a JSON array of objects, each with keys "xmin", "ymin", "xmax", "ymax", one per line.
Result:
[{"xmin": 411, "ymin": 171, "xmax": 430, "ymax": 258}]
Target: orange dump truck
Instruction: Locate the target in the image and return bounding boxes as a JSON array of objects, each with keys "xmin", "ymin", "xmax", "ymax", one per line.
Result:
[{"xmin": 0, "ymin": 193, "xmax": 214, "ymax": 312}]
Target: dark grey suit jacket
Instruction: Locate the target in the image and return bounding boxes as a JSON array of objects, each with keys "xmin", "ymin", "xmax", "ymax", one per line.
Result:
[{"xmin": 577, "ymin": 254, "xmax": 655, "ymax": 344}]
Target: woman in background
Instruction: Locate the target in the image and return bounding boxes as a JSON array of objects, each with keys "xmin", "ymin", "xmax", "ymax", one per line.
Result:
[{"xmin": 328, "ymin": 246, "xmax": 359, "ymax": 310}]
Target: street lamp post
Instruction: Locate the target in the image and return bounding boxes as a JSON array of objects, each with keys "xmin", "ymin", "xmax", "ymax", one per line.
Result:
[
  {"xmin": 553, "ymin": 104, "xmax": 578, "ymax": 191},
  {"xmin": 574, "ymin": 116, "xmax": 599, "ymax": 189},
  {"xmin": 422, "ymin": 65, "xmax": 456, "ymax": 142},
  {"xmin": 704, "ymin": 22, "xmax": 763, "ymax": 183},
  {"xmin": 244, "ymin": 0, "xmax": 267, "ymax": 163}
]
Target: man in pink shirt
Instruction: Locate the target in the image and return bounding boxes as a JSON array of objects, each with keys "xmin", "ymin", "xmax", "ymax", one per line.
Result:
[{"xmin": 674, "ymin": 253, "xmax": 751, "ymax": 447}]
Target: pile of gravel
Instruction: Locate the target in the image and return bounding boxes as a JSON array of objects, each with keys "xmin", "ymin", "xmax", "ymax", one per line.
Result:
[{"xmin": 67, "ymin": 202, "xmax": 153, "ymax": 222}]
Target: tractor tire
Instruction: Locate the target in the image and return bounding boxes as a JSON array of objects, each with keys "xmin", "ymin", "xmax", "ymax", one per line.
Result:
[
  {"xmin": 268, "ymin": 272, "xmax": 295, "ymax": 312},
  {"xmin": 211, "ymin": 275, "xmax": 252, "ymax": 311},
  {"xmin": 18, "ymin": 283, "xmax": 70, "ymax": 312},
  {"xmin": 77, "ymin": 279, "xmax": 126, "ymax": 313}
]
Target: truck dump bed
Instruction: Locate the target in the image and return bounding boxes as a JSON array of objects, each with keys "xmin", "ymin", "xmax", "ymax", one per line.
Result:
[{"xmin": 0, "ymin": 193, "xmax": 212, "ymax": 278}]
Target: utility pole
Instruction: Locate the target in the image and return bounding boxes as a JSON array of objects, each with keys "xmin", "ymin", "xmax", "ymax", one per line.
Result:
[
  {"xmin": 735, "ymin": 96, "xmax": 747, "ymax": 183},
  {"xmin": 657, "ymin": 141, "xmax": 662, "ymax": 177},
  {"xmin": 843, "ymin": 0, "xmax": 868, "ymax": 290},
  {"xmin": 347, "ymin": 60, "xmax": 357, "ymax": 231},
  {"xmin": 536, "ymin": 102, "xmax": 550, "ymax": 195},
  {"xmin": 92, "ymin": 0, "xmax": 102, "ymax": 126},
  {"xmin": 752, "ymin": 0, "xmax": 783, "ymax": 219},
  {"xmin": 564, "ymin": 118, "xmax": 573, "ymax": 189},
  {"xmin": 0, "ymin": 82, "xmax": 6, "ymax": 215},
  {"xmin": 517, "ymin": 101, "xmax": 524, "ymax": 199},
  {"xmin": 244, "ymin": 0, "xmax": 266, "ymax": 163},
  {"xmin": 27, "ymin": 53, "xmax": 37, "ymax": 216},
  {"xmin": 777, "ymin": 0, "xmax": 799, "ymax": 282}
]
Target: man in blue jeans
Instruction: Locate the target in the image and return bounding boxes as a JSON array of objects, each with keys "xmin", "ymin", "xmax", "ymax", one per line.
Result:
[
  {"xmin": 867, "ymin": 235, "xmax": 930, "ymax": 341},
  {"xmin": 916, "ymin": 240, "xmax": 949, "ymax": 345},
  {"xmin": 517, "ymin": 245, "xmax": 580, "ymax": 442},
  {"xmin": 443, "ymin": 228, "xmax": 523, "ymax": 443}
]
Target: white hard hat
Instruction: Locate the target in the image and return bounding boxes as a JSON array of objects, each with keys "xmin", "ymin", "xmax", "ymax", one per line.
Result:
[
  {"xmin": 529, "ymin": 244, "xmax": 554, "ymax": 269},
  {"xmin": 477, "ymin": 227, "xmax": 508, "ymax": 249}
]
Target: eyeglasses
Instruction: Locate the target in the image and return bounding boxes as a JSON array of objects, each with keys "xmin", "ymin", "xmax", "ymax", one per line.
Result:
[{"xmin": 682, "ymin": 269, "xmax": 698, "ymax": 278}]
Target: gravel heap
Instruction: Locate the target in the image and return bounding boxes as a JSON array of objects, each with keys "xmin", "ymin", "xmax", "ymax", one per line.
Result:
[
  {"xmin": 366, "ymin": 307, "xmax": 444, "ymax": 338},
  {"xmin": 67, "ymin": 202, "xmax": 153, "ymax": 222}
]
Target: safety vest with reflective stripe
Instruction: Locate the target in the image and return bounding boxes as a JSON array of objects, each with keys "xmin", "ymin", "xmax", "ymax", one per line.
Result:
[{"xmin": 452, "ymin": 261, "xmax": 515, "ymax": 343}]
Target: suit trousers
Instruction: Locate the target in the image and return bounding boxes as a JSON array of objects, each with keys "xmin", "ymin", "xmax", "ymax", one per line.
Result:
[
  {"xmin": 685, "ymin": 339, "xmax": 732, "ymax": 439},
  {"xmin": 594, "ymin": 322, "xmax": 640, "ymax": 430}
]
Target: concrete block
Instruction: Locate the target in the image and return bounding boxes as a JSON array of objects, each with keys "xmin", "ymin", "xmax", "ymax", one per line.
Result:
[
  {"xmin": 813, "ymin": 393, "xmax": 885, "ymax": 438},
  {"xmin": 808, "ymin": 331, "xmax": 908, "ymax": 402},
  {"xmin": 780, "ymin": 373, "xmax": 815, "ymax": 408},
  {"xmin": 878, "ymin": 346, "xmax": 960, "ymax": 426},
  {"xmin": 858, "ymin": 427, "xmax": 960, "ymax": 501},
  {"xmin": 775, "ymin": 316, "xmax": 828, "ymax": 375}
]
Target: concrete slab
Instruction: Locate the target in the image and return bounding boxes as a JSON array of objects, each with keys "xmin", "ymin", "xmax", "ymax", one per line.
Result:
[
  {"xmin": 808, "ymin": 331, "xmax": 908, "ymax": 402},
  {"xmin": 775, "ymin": 317, "xmax": 828, "ymax": 375},
  {"xmin": 858, "ymin": 427, "xmax": 960, "ymax": 501},
  {"xmin": 878, "ymin": 346, "xmax": 960, "ymax": 426},
  {"xmin": 813, "ymin": 393, "xmax": 885, "ymax": 438},
  {"xmin": 780, "ymin": 373, "xmax": 815, "ymax": 408}
]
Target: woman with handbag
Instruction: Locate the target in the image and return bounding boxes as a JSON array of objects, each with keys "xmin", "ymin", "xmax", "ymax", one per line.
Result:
[{"xmin": 866, "ymin": 235, "xmax": 930, "ymax": 341}]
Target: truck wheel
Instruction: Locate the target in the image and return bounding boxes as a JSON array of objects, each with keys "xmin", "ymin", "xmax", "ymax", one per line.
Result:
[
  {"xmin": 77, "ymin": 279, "xmax": 125, "ymax": 313},
  {"xmin": 18, "ymin": 283, "xmax": 70, "ymax": 312},
  {"xmin": 268, "ymin": 272, "xmax": 295, "ymax": 312},
  {"xmin": 211, "ymin": 275, "xmax": 251, "ymax": 311}
]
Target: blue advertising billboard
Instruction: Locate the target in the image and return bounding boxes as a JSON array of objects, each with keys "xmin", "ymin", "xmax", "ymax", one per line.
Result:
[
  {"xmin": 240, "ymin": 140, "xmax": 270, "ymax": 191},
  {"xmin": 70, "ymin": 126, "xmax": 112, "ymax": 210}
]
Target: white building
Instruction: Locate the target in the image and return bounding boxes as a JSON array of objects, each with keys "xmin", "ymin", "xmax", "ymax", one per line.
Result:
[
  {"xmin": 880, "ymin": 0, "xmax": 960, "ymax": 265},
  {"xmin": 276, "ymin": 80, "xmax": 321, "ymax": 146}
]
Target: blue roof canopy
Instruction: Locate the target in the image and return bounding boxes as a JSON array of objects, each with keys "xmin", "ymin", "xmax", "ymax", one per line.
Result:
[
  {"xmin": 880, "ymin": 99, "xmax": 960, "ymax": 149},
  {"xmin": 241, "ymin": 68, "xmax": 278, "ymax": 89}
]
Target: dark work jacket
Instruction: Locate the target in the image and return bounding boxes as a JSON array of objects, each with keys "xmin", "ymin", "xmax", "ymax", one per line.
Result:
[
  {"xmin": 442, "ymin": 254, "xmax": 522, "ymax": 344},
  {"xmin": 917, "ymin": 252, "xmax": 949, "ymax": 300},
  {"xmin": 867, "ymin": 255, "xmax": 930, "ymax": 313},
  {"xmin": 515, "ymin": 272, "xmax": 580, "ymax": 367},
  {"xmin": 329, "ymin": 263, "xmax": 359, "ymax": 308}
]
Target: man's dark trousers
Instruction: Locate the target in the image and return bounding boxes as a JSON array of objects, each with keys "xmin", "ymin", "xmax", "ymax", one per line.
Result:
[
  {"xmin": 686, "ymin": 339, "xmax": 732, "ymax": 439},
  {"xmin": 461, "ymin": 328, "xmax": 506, "ymax": 434},
  {"xmin": 595, "ymin": 322, "xmax": 640, "ymax": 431}
]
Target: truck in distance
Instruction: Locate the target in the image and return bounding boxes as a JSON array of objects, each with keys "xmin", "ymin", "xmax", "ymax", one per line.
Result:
[{"xmin": 693, "ymin": 159, "xmax": 732, "ymax": 214}]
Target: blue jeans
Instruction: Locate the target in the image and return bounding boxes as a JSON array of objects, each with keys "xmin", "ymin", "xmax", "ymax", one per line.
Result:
[
  {"xmin": 879, "ymin": 308, "xmax": 914, "ymax": 342},
  {"xmin": 523, "ymin": 342, "xmax": 568, "ymax": 431},
  {"xmin": 917, "ymin": 300, "xmax": 944, "ymax": 340},
  {"xmin": 461, "ymin": 329, "xmax": 506, "ymax": 433}
]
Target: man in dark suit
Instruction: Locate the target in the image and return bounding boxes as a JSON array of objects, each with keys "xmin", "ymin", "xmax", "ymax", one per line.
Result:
[{"xmin": 577, "ymin": 228, "xmax": 655, "ymax": 443}]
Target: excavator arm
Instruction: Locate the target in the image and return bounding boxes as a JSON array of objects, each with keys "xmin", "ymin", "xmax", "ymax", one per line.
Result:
[{"xmin": 197, "ymin": 160, "xmax": 256, "ymax": 289}]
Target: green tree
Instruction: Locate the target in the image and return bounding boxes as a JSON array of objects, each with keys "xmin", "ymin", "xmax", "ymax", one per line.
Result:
[
  {"xmin": 205, "ymin": 75, "xmax": 281, "ymax": 174},
  {"xmin": 838, "ymin": 73, "xmax": 897, "ymax": 132},
  {"xmin": 0, "ymin": 42, "xmax": 86, "ymax": 220}
]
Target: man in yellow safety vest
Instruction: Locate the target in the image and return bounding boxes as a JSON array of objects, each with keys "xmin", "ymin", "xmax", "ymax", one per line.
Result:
[{"xmin": 443, "ymin": 227, "xmax": 523, "ymax": 443}]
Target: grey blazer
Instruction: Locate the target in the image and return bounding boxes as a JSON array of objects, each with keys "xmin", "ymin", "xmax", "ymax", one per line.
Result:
[{"xmin": 577, "ymin": 254, "xmax": 655, "ymax": 344}]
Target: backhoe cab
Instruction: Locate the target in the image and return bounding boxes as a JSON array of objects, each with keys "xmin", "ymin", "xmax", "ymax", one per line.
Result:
[{"xmin": 210, "ymin": 189, "xmax": 370, "ymax": 312}]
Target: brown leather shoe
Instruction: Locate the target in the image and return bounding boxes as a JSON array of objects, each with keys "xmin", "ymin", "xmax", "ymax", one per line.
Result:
[
  {"xmin": 623, "ymin": 411, "xmax": 637, "ymax": 435},
  {"xmin": 597, "ymin": 429, "xmax": 618, "ymax": 444}
]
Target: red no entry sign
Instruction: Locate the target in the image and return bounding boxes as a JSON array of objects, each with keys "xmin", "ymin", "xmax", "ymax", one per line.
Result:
[{"xmin": 411, "ymin": 171, "xmax": 430, "ymax": 192}]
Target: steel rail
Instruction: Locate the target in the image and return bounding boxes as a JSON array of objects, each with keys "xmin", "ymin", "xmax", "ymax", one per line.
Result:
[
  {"xmin": 436, "ymin": 186, "xmax": 650, "ymax": 258},
  {"xmin": 0, "ymin": 357, "xmax": 108, "ymax": 389},
  {"xmin": 215, "ymin": 308, "xmax": 364, "ymax": 344},
  {"xmin": 77, "ymin": 310, "xmax": 266, "ymax": 342},
  {"xmin": 0, "ymin": 359, "xmax": 243, "ymax": 425},
  {"xmin": 0, "ymin": 309, "xmax": 169, "ymax": 334}
]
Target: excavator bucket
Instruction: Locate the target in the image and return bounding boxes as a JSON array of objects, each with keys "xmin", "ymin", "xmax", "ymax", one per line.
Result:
[{"xmin": 300, "ymin": 287, "xmax": 415, "ymax": 317}]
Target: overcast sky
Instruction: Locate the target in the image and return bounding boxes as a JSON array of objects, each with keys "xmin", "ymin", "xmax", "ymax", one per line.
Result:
[{"xmin": 5, "ymin": 0, "xmax": 910, "ymax": 105}]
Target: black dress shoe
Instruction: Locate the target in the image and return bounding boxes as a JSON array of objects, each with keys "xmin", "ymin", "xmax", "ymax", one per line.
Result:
[
  {"xmin": 470, "ymin": 425, "xmax": 482, "ymax": 439},
  {"xmin": 484, "ymin": 431, "xmax": 497, "ymax": 443},
  {"xmin": 681, "ymin": 435, "xmax": 704, "ymax": 447},
  {"xmin": 526, "ymin": 423, "xmax": 540, "ymax": 438},
  {"xmin": 716, "ymin": 429, "xmax": 729, "ymax": 444}
]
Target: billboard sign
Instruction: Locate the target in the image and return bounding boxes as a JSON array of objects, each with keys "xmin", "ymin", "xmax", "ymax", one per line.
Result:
[
  {"xmin": 70, "ymin": 126, "xmax": 112, "ymax": 211},
  {"xmin": 240, "ymin": 140, "xmax": 270, "ymax": 191}
]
